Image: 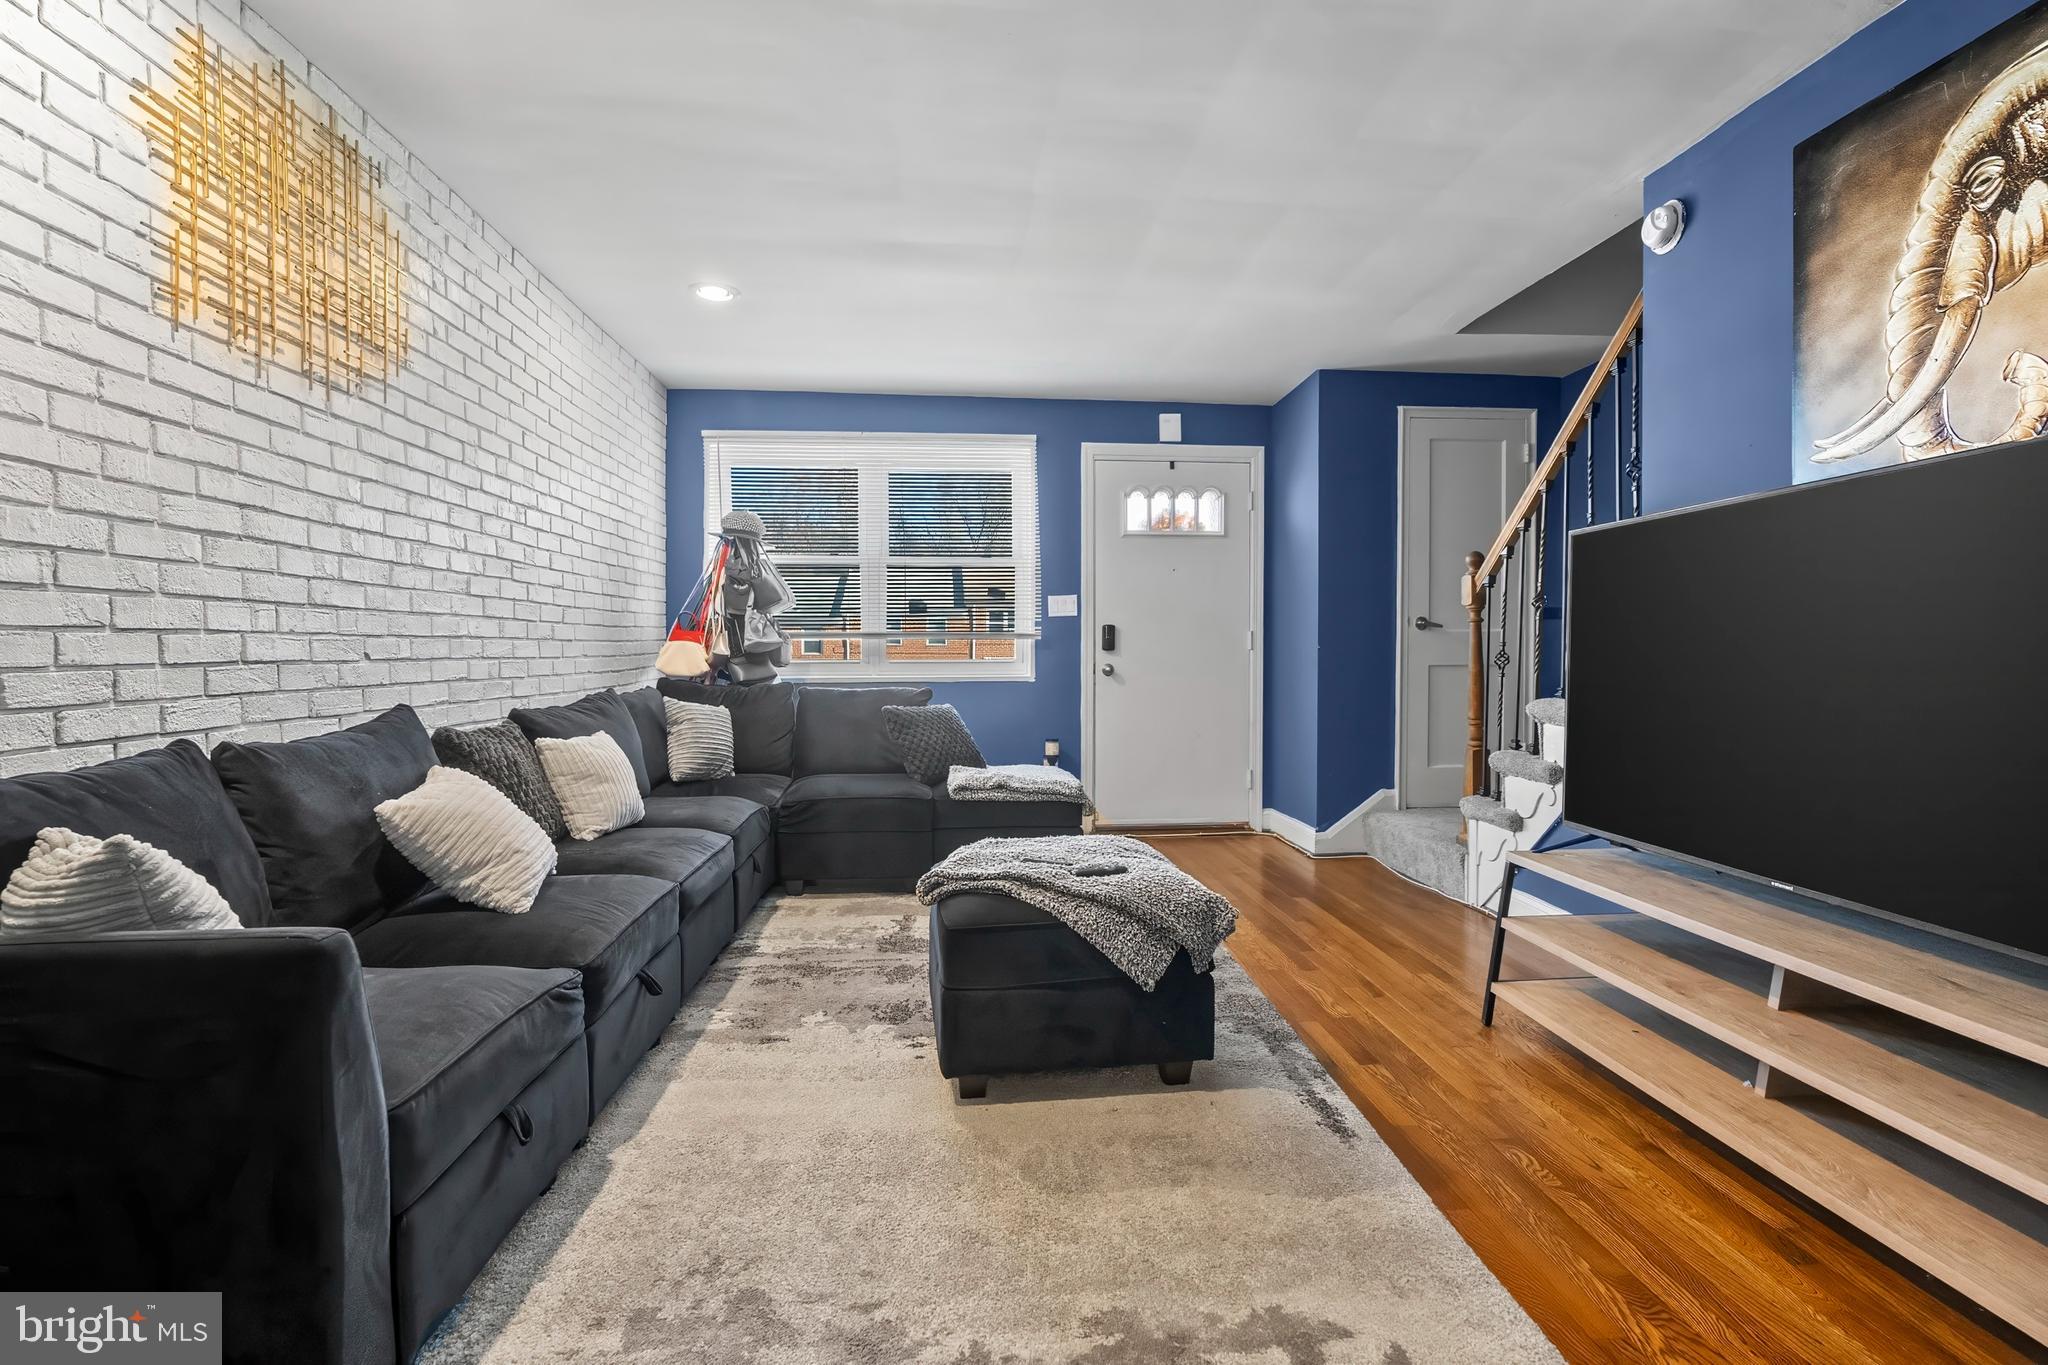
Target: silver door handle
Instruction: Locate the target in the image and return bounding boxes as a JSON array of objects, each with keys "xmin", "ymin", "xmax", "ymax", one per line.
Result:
[
  {"xmin": 1100, "ymin": 663, "xmax": 1115, "ymax": 676},
  {"xmin": 1413, "ymin": 616, "xmax": 1442, "ymax": 631}
]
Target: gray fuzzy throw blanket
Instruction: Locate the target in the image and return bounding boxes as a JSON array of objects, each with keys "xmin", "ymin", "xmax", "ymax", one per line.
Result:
[
  {"xmin": 916, "ymin": 835, "xmax": 1236, "ymax": 991},
  {"xmin": 946, "ymin": 763, "xmax": 1094, "ymax": 815}
]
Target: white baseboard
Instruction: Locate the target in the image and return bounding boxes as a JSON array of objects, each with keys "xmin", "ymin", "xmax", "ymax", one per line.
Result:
[
  {"xmin": 1262, "ymin": 808, "xmax": 1317, "ymax": 853},
  {"xmin": 1262, "ymin": 788, "xmax": 1393, "ymax": 858}
]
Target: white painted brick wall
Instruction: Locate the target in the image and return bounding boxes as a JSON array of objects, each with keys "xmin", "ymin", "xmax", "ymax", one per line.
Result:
[{"xmin": 0, "ymin": 0, "xmax": 667, "ymax": 776}]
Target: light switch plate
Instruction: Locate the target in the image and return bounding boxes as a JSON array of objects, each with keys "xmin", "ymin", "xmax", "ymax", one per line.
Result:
[
  {"xmin": 1047, "ymin": 594, "xmax": 1078, "ymax": 617},
  {"xmin": 1158, "ymin": 413, "xmax": 1182, "ymax": 442}
]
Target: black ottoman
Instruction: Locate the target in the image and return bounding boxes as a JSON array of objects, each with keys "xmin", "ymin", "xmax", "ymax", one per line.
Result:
[{"xmin": 927, "ymin": 892, "xmax": 1215, "ymax": 1099}]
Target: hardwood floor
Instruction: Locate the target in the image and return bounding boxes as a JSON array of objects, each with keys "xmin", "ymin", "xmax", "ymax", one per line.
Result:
[{"xmin": 1147, "ymin": 833, "xmax": 2037, "ymax": 1365}]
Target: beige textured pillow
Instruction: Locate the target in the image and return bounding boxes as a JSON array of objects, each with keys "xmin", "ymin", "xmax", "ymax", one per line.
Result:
[
  {"xmin": 534, "ymin": 731, "xmax": 645, "ymax": 840},
  {"xmin": 374, "ymin": 766, "xmax": 557, "ymax": 914},
  {"xmin": 0, "ymin": 827, "xmax": 241, "ymax": 937},
  {"xmin": 665, "ymin": 698, "xmax": 735, "ymax": 782}
]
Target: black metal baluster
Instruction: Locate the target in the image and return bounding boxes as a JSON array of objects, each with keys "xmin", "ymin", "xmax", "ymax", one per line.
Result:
[
  {"xmin": 1627, "ymin": 330, "xmax": 1642, "ymax": 516},
  {"xmin": 1611, "ymin": 363, "xmax": 1624, "ymax": 524},
  {"xmin": 1480, "ymin": 572, "xmax": 1497, "ymax": 794},
  {"xmin": 1511, "ymin": 525, "xmax": 1526, "ymax": 750},
  {"xmin": 1491, "ymin": 557, "xmax": 1511, "ymax": 795},
  {"xmin": 1584, "ymin": 401, "xmax": 1598, "ymax": 529},
  {"xmin": 1529, "ymin": 491, "xmax": 1547, "ymax": 707},
  {"xmin": 1558, "ymin": 439, "xmax": 1574, "ymax": 698}
]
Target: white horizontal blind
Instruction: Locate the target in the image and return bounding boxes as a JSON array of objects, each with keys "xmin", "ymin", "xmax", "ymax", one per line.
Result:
[{"xmin": 703, "ymin": 432, "xmax": 1039, "ymax": 679}]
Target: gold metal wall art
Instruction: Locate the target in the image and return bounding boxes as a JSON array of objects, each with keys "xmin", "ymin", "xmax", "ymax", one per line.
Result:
[{"xmin": 132, "ymin": 27, "xmax": 409, "ymax": 388}]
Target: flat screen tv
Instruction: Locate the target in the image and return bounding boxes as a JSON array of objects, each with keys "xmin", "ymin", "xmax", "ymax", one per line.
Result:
[{"xmin": 1564, "ymin": 438, "xmax": 2045, "ymax": 961}]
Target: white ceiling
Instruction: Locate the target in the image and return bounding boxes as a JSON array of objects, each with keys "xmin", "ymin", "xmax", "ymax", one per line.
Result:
[{"xmin": 251, "ymin": 0, "xmax": 1897, "ymax": 403}]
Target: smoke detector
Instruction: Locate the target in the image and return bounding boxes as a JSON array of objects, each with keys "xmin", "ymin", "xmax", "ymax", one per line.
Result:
[{"xmin": 1641, "ymin": 200, "xmax": 1686, "ymax": 255}]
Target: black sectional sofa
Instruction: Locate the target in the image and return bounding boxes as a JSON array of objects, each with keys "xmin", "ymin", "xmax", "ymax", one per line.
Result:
[{"xmin": 0, "ymin": 680, "xmax": 1081, "ymax": 1365}]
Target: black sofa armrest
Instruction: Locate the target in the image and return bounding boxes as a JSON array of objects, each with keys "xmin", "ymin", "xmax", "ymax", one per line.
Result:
[{"xmin": 0, "ymin": 927, "xmax": 394, "ymax": 1365}]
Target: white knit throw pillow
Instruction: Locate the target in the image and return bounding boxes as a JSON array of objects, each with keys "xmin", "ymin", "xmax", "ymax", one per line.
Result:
[
  {"xmin": 0, "ymin": 827, "xmax": 241, "ymax": 937},
  {"xmin": 534, "ymin": 731, "xmax": 645, "ymax": 840},
  {"xmin": 375, "ymin": 766, "xmax": 558, "ymax": 914},
  {"xmin": 664, "ymin": 698, "xmax": 735, "ymax": 782}
]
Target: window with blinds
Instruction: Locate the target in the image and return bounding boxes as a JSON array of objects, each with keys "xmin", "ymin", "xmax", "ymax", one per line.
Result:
[{"xmin": 703, "ymin": 432, "xmax": 1039, "ymax": 680}]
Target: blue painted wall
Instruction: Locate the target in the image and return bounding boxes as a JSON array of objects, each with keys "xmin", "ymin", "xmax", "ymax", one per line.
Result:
[
  {"xmin": 1641, "ymin": 0, "xmax": 2035, "ymax": 513},
  {"xmin": 1255, "ymin": 370, "xmax": 1565, "ymax": 829},
  {"xmin": 1315, "ymin": 371, "xmax": 1566, "ymax": 826},
  {"xmin": 1264, "ymin": 375, "xmax": 1321, "ymax": 824},
  {"xmin": 666, "ymin": 389, "xmax": 1270, "ymax": 769},
  {"xmin": 1524, "ymin": 0, "xmax": 2033, "ymax": 917},
  {"xmin": 1534, "ymin": 357, "xmax": 1640, "ymax": 699}
]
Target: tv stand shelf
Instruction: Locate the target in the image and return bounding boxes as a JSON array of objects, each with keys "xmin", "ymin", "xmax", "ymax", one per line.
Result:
[{"xmin": 1487, "ymin": 849, "xmax": 2048, "ymax": 1346}]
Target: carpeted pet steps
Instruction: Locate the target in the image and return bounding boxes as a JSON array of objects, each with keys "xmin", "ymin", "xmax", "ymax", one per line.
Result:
[
  {"xmin": 1488, "ymin": 748, "xmax": 1564, "ymax": 787},
  {"xmin": 1459, "ymin": 795, "xmax": 1523, "ymax": 834}
]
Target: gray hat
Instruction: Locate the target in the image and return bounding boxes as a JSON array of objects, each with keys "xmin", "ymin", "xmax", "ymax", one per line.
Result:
[{"xmin": 721, "ymin": 509, "xmax": 768, "ymax": 540}]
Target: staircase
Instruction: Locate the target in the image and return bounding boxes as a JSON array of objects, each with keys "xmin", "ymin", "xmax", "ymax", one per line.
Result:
[
  {"xmin": 1462, "ymin": 697, "xmax": 1565, "ymax": 912},
  {"xmin": 1363, "ymin": 297, "xmax": 1641, "ymax": 910},
  {"xmin": 1361, "ymin": 698, "xmax": 1569, "ymax": 907}
]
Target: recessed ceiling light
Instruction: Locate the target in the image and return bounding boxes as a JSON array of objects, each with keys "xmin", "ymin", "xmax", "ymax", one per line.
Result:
[{"xmin": 692, "ymin": 283, "xmax": 739, "ymax": 303}]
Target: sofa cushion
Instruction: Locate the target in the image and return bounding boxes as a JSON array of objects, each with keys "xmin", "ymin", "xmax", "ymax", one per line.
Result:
[
  {"xmin": 931, "ymin": 892, "xmax": 1129, "ymax": 989},
  {"xmin": 363, "ymin": 963, "xmax": 584, "ymax": 1212},
  {"xmin": 615, "ymin": 687, "xmax": 672, "ymax": 788},
  {"xmin": 511, "ymin": 691, "xmax": 650, "ymax": 795},
  {"xmin": 549, "ymin": 827, "xmax": 735, "ymax": 915},
  {"xmin": 431, "ymin": 720, "xmax": 568, "ymax": 841},
  {"xmin": 779, "ymin": 773, "xmax": 934, "ymax": 834},
  {"xmin": 883, "ymin": 703, "xmax": 985, "ymax": 785},
  {"xmin": 373, "ymin": 767, "xmax": 557, "ymax": 915},
  {"xmin": 534, "ymin": 733, "xmax": 644, "ymax": 840},
  {"xmin": 650, "ymin": 773, "xmax": 789, "ymax": 808},
  {"xmin": 352, "ymin": 873, "xmax": 676, "ymax": 1015},
  {"xmin": 0, "ymin": 828, "xmax": 241, "ymax": 936},
  {"xmin": 637, "ymin": 795, "xmax": 772, "ymax": 860},
  {"xmin": 663, "ymin": 699, "xmax": 734, "ymax": 782},
  {"xmin": 656, "ymin": 680, "xmax": 797, "ymax": 776},
  {"xmin": 0, "ymin": 739, "xmax": 273, "ymax": 926},
  {"xmin": 792, "ymin": 687, "xmax": 933, "ymax": 777},
  {"xmin": 931, "ymin": 788, "xmax": 1084, "ymax": 831},
  {"xmin": 212, "ymin": 706, "xmax": 436, "ymax": 931}
]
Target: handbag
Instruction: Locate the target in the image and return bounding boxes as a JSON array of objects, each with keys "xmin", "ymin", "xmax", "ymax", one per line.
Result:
[
  {"xmin": 729, "ymin": 537, "xmax": 792, "ymax": 615},
  {"xmin": 656, "ymin": 541, "xmax": 730, "ymax": 678},
  {"xmin": 741, "ymin": 606, "xmax": 784, "ymax": 655}
]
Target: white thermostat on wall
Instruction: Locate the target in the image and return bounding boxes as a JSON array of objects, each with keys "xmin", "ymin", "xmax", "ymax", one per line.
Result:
[{"xmin": 1158, "ymin": 413, "xmax": 1182, "ymax": 443}]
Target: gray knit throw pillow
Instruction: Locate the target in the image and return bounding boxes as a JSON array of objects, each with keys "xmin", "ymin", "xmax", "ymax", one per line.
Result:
[
  {"xmin": 883, "ymin": 704, "xmax": 985, "ymax": 786},
  {"xmin": 432, "ymin": 720, "xmax": 569, "ymax": 841}
]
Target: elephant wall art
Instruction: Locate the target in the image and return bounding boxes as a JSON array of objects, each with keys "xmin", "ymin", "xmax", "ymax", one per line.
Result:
[{"xmin": 1795, "ymin": 2, "xmax": 2048, "ymax": 480}]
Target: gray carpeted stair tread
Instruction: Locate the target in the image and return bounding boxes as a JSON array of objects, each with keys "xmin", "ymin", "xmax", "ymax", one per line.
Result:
[
  {"xmin": 1526, "ymin": 697, "xmax": 1567, "ymax": 729},
  {"xmin": 1489, "ymin": 748, "xmax": 1564, "ymax": 786},
  {"xmin": 1459, "ymin": 795, "xmax": 1523, "ymax": 833}
]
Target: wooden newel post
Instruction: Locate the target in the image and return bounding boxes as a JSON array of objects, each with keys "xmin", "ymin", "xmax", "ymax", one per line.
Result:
[{"xmin": 1461, "ymin": 550, "xmax": 1486, "ymax": 799}]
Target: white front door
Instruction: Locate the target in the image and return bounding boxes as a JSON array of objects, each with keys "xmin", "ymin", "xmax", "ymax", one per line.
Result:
[
  {"xmin": 1398, "ymin": 408, "xmax": 1531, "ymax": 809},
  {"xmin": 1086, "ymin": 451, "xmax": 1258, "ymax": 826}
]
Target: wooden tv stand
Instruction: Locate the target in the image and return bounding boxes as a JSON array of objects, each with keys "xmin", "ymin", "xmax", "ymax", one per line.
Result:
[{"xmin": 1482, "ymin": 848, "xmax": 2048, "ymax": 1345}]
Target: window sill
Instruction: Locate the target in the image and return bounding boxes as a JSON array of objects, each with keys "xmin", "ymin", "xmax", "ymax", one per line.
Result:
[{"xmin": 778, "ymin": 666, "xmax": 1036, "ymax": 684}]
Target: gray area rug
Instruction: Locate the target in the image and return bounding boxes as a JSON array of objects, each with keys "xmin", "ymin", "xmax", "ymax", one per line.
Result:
[{"xmin": 417, "ymin": 894, "xmax": 1558, "ymax": 1364}]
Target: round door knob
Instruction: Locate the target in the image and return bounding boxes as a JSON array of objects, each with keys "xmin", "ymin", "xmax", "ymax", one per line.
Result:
[{"xmin": 1100, "ymin": 663, "xmax": 1115, "ymax": 676}]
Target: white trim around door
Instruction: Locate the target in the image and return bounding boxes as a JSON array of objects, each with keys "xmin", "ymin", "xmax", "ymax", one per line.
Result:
[
  {"xmin": 1080, "ymin": 442, "xmax": 1265, "ymax": 829},
  {"xmin": 1393, "ymin": 406, "xmax": 1536, "ymax": 810}
]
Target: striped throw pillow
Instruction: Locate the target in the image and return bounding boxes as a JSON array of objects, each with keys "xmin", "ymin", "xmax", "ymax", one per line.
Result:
[
  {"xmin": 1, "ymin": 827, "xmax": 241, "ymax": 937},
  {"xmin": 374, "ymin": 766, "xmax": 557, "ymax": 914},
  {"xmin": 431, "ymin": 720, "xmax": 569, "ymax": 841},
  {"xmin": 534, "ymin": 731, "xmax": 644, "ymax": 840},
  {"xmin": 664, "ymin": 698, "xmax": 735, "ymax": 782}
]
